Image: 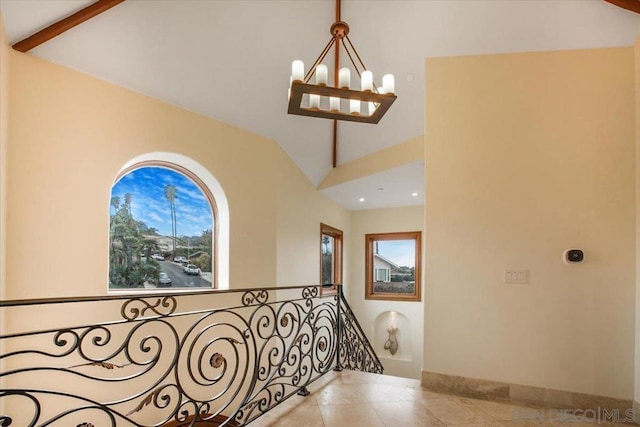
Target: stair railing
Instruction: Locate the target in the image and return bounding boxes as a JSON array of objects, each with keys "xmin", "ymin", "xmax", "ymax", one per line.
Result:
[
  {"xmin": 0, "ymin": 284, "xmax": 382, "ymax": 426},
  {"xmin": 334, "ymin": 284, "xmax": 384, "ymax": 374}
]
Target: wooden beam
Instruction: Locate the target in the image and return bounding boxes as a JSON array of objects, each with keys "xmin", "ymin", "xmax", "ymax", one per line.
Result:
[
  {"xmin": 603, "ymin": 0, "xmax": 640, "ymax": 14},
  {"xmin": 12, "ymin": 0, "xmax": 126, "ymax": 53}
]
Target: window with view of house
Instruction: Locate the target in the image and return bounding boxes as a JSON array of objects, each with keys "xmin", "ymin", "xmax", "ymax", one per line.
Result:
[
  {"xmin": 365, "ymin": 231, "xmax": 421, "ymax": 301},
  {"xmin": 321, "ymin": 223, "xmax": 343, "ymax": 292},
  {"xmin": 109, "ymin": 161, "xmax": 217, "ymax": 291}
]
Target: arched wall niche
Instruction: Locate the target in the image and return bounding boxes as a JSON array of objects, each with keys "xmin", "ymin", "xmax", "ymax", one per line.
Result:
[{"xmin": 373, "ymin": 310, "xmax": 412, "ymax": 361}]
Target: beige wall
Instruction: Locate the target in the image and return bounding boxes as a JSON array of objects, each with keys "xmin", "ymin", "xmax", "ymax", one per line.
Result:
[
  {"xmin": 349, "ymin": 206, "xmax": 424, "ymax": 379},
  {"xmin": 319, "ymin": 136, "xmax": 423, "ymax": 190},
  {"xmin": 635, "ymin": 36, "xmax": 640, "ymax": 405},
  {"xmin": 276, "ymin": 161, "xmax": 350, "ymax": 286},
  {"xmin": 0, "ymin": 14, "xmax": 8, "ymax": 299},
  {"xmin": 424, "ymin": 47, "xmax": 636, "ymax": 399},
  {"xmin": 0, "ymin": 15, "xmax": 9, "ymax": 414},
  {"xmin": 5, "ymin": 48, "xmax": 347, "ymax": 299}
]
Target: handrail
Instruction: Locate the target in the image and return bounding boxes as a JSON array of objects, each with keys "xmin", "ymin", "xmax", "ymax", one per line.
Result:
[
  {"xmin": 0, "ymin": 284, "xmax": 383, "ymax": 426},
  {"xmin": 0, "ymin": 284, "xmax": 315, "ymax": 307}
]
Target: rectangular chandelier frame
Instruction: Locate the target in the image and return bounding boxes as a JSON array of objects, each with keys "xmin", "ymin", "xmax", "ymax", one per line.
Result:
[{"xmin": 288, "ymin": 81, "xmax": 397, "ymax": 124}]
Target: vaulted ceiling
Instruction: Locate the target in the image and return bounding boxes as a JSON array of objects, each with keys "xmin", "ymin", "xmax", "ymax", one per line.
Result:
[{"xmin": 1, "ymin": 1, "xmax": 639, "ymax": 210}]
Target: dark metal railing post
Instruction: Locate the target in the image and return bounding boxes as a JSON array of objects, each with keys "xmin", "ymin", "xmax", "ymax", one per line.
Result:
[{"xmin": 334, "ymin": 284, "xmax": 343, "ymax": 372}]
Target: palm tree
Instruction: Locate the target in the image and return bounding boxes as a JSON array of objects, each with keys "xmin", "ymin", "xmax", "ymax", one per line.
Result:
[
  {"xmin": 164, "ymin": 185, "xmax": 177, "ymax": 258},
  {"xmin": 322, "ymin": 235, "xmax": 331, "ymax": 255},
  {"xmin": 124, "ymin": 193, "xmax": 132, "ymax": 215},
  {"xmin": 110, "ymin": 196, "xmax": 120, "ymax": 216}
]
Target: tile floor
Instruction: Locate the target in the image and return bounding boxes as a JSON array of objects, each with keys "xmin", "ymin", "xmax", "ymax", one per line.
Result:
[{"xmin": 249, "ymin": 370, "xmax": 634, "ymax": 427}]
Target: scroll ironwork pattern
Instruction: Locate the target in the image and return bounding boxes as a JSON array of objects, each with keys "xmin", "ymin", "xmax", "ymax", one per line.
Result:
[
  {"xmin": 0, "ymin": 286, "xmax": 381, "ymax": 427},
  {"xmin": 336, "ymin": 286, "xmax": 384, "ymax": 374},
  {"xmin": 1, "ymin": 285, "xmax": 380, "ymax": 426}
]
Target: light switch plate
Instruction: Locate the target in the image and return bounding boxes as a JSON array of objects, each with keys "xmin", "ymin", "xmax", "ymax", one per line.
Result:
[{"xmin": 504, "ymin": 269, "xmax": 528, "ymax": 284}]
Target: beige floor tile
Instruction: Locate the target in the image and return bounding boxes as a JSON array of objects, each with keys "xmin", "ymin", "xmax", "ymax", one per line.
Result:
[
  {"xmin": 374, "ymin": 373, "xmax": 421, "ymax": 388},
  {"xmin": 278, "ymin": 393, "xmax": 318, "ymax": 408},
  {"xmin": 405, "ymin": 386, "xmax": 456, "ymax": 403},
  {"xmin": 307, "ymin": 373, "xmax": 339, "ymax": 391},
  {"xmin": 372, "ymin": 400, "xmax": 445, "ymax": 426},
  {"xmin": 334, "ymin": 369, "xmax": 381, "ymax": 384},
  {"xmin": 497, "ymin": 422, "xmax": 555, "ymax": 426},
  {"xmin": 359, "ymin": 383, "xmax": 417, "ymax": 403},
  {"xmin": 319, "ymin": 402, "xmax": 385, "ymax": 427},
  {"xmin": 241, "ymin": 371, "xmax": 636, "ymax": 427},
  {"xmin": 449, "ymin": 423, "xmax": 512, "ymax": 427},
  {"xmin": 421, "ymin": 397, "xmax": 498, "ymax": 425},
  {"xmin": 468, "ymin": 399, "xmax": 545, "ymax": 421},
  {"xmin": 497, "ymin": 420, "xmax": 630, "ymax": 427},
  {"xmin": 314, "ymin": 383, "xmax": 370, "ymax": 405},
  {"xmin": 250, "ymin": 404, "xmax": 325, "ymax": 427}
]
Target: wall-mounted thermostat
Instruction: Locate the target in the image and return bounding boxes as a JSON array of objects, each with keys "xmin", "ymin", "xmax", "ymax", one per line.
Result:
[{"xmin": 563, "ymin": 249, "xmax": 584, "ymax": 264}]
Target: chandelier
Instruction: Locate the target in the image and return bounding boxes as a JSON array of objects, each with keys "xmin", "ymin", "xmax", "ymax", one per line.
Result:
[{"xmin": 287, "ymin": 20, "xmax": 396, "ymax": 124}]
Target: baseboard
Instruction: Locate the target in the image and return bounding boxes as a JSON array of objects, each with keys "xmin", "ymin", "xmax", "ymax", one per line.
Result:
[{"xmin": 422, "ymin": 371, "xmax": 636, "ymax": 424}]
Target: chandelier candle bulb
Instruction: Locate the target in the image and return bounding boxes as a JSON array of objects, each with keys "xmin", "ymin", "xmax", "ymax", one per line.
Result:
[
  {"xmin": 339, "ymin": 67, "xmax": 351, "ymax": 89},
  {"xmin": 316, "ymin": 64, "xmax": 328, "ymax": 86},
  {"xmin": 310, "ymin": 94, "xmax": 320, "ymax": 110},
  {"xmin": 350, "ymin": 99, "xmax": 360, "ymax": 115},
  {"xmin": 292, "ymin": 60, "xmax": 304, "ymax": 82},
  {"xmin": 361, "ymin": 70, "xmax": 373, "ymax": 92},
  {"xmin": 330, "ymin": 96, "xmax": 340, "ymax": 112},
  {"xmin": 382, "ymin": 74, "xmax": 395, "ymax": 95}
]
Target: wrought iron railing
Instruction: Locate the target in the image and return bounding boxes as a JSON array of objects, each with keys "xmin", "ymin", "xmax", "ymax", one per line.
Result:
[
  {"xmin": 335, "ymin": 286, "xmax": 383, "ymax": 374},
  {"xmin": 0, "ymin": 284, "xmax": 381, "ymax": 426}
]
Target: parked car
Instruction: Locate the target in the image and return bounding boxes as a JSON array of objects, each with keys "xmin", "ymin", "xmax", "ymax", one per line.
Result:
[
  {"xmin": 183, "ymin": 264, "xmax": 200, "ymax": 275},
  {"xmin": 174, "ymin": 256, "xmax": 187, "ymax": 263},
  {"xmin": 151, "ymin": 254, "xmax": 164, "ymax": 261},
  {"xmin": 158, "ymin": 272, "xmax": 171, "ymax": 287}
]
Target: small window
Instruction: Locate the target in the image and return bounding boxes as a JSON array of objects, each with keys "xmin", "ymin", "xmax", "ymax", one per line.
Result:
[
  {"xmin": 365, "ymin": 231, "xmax": 421, "ymax": 301},
  {"xmin": 375, "ymin": 268, "xmax": 390, "ymax": 283},
  {"xmin": 321, "ymin": 223, "xmax": 343, "ymax": 293},
  {"xmin": 109, "ymin": 161, "xmax": 217, "ymax": 291}
]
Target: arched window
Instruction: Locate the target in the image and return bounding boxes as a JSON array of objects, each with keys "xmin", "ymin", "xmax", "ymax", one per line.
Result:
[{"xmin": 109, "ymin": 155, "xmax": 229, "ymax": 291}]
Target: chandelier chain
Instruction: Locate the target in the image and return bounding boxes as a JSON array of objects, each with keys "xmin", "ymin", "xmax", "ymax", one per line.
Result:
[
  {"xmin": 304, "ymin": 38, "xmax": 336, "ymax": 83},
  {"xmin": 344, "ymin": 35, "xmax": 380, "ymax": 95},
  {"xmin": 345, "ymin": 35, "xmax": 368, "ymax": 74}
]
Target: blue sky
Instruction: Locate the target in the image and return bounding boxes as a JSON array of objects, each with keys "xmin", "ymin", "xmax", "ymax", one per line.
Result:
[
  {"xmin": 111, "ymin": 166, "xmax": 213, "ymax": 237},
  {"xmin": 377, "ymin": 240, "xmax": 415, "ymax": 268}
]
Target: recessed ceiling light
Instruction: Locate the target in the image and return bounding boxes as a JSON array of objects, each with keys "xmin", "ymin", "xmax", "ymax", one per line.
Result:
[
  {"xmin": 358, "ymin": 197, "xmax": 365, "ymax": 202},
  {"xmin": 411, "ymin": 192, "xmax": 418, "ymax": 197}
]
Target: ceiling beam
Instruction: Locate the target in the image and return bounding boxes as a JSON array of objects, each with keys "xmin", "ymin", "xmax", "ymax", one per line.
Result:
[
  {"xmin": 12, "ymin": 0, "xmax": 126, "ymax": 53},
  {"xmin": 603, "ymin": 0, "xmax": 640, "ymax": 14}
]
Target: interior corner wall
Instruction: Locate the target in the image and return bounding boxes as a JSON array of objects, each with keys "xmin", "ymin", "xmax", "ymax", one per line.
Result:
[
  {"xmin": 0, "ymin": 13, "xmax": 10, "ymax": 416},
  {"xmin": 348, "ymin": 205, "xmax": 424, "ymax": 379},
  {"xmin": 424, "ymin": 47, "xmax": 635, "ymax": 399},
  {"xmin": 0, "ymin": 13, "xmax": 8, "ymax": 300},
  {"xmin": 275, "ymin": 162, "xmax": 350, "ymax": 287},
  {"xmin": 4, "ymin": 50, "xmax": 340, "ymax": 299},
  {"xmin": 634, "ymin": 35, "xmax": 640, "ymax": 406}
]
